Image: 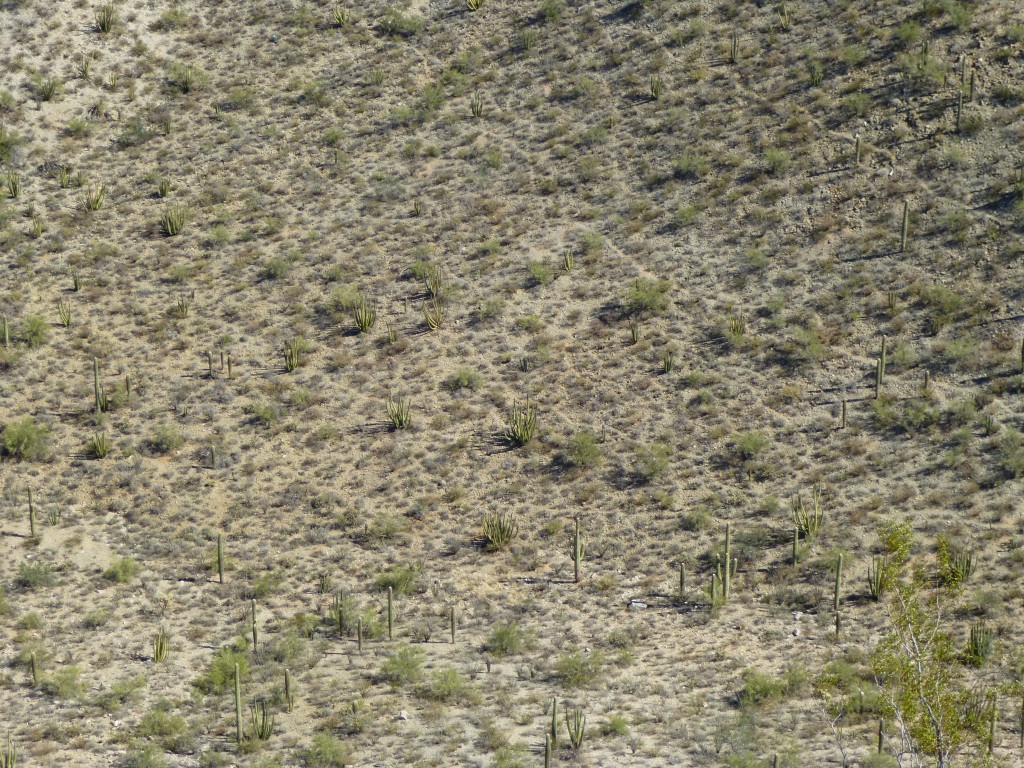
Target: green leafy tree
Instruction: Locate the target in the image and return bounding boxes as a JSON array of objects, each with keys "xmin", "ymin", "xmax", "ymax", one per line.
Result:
[{"xmin": 872, "ymin": 586, "xmax": 992, "ymax": 767}]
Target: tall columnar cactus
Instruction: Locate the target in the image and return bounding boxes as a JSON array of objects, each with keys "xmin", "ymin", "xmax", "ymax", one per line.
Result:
[
  {"xmin": 234, "ymin": 663, "xmax": 243, "ymax": 744},
  {"xmin": 357, "ymin": 617, "xmax": 363, "ymax": 653},
  {"xmin": 93, "ymin": 357, "xmax": 110, "ymax": 413},
  {"xmin": 217, "ymin": 534, "xmax": 224, "ymax": 584},
  {"xmin": 572, "ymin": 517, "xmax": 585, "ymax": 584},
  {"xmin": 387, "ymin": 587, "xmax": 394, "ymax": 641},
  {"xmin": 251, "ymin": 599, "xmax": 258, "ymax": 648},
  {"xmin": 284, "ymin": 669, "xmax": 293, "ymax": 712},
  {"xmin": 549, "ymin": 697, "xmax": 558, "ymax": 748},
  {"xmin": 880, "ymin": 335, "xmax": 887, "ymax": 383},
  {"xmin": 834, "ymin": 554, "xmax": 843, "ymax": 612},
  {"xmin": 722, "ymin": 523, "xmax": 732, "ymax": 601},
  {"xmin": 900, "ymin": 200, "xmax": 909, "ymax": 253},
  {"xmin": 1, "ymin": 733, "xmax": 15, "ymax": 768}
]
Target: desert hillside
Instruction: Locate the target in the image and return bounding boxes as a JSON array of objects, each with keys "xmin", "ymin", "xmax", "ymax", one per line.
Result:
[{"xmin": 1, "ymin": 0, "xmax": 1024, "ymax": 766}]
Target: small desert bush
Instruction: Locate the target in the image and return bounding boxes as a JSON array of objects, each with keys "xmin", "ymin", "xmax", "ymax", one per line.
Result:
[
  {"xmin": 420, "ymin": 666, "xmax": 471, "ymax": 703},
  {"xmin": 40, "ymin": 664, "xmax": 84, "ymax": 699},
  {"xmin": 104, "ymin": 556, "xmax": 137, "ymax": 583},
  {"xmin": 94, "ymin": 674, "xmax": 146, "ymax": 712},
  {"xmin": 303, "ymin": 733, "xmax": 352, "ymax": 767},
  {"xmin": 139, "ymin": 702, "xmax": 192, "ymax": 753},
  {"xmin": 3, "ymin": 417, "xmax": 50, "ymax": 460},
  {"xmin": 147, "ymin": 423, "xmax": 184, "ymax": 455},
  {"xmin": 378, "ymin": 644, "xmax": 424, "ymax": 688},
  {"xmin": 635, "ymin": 442, "xmax": 672, "ymax": 481},
  {"xmin": 484, "ymin": 622, "xmax": 531, "ymax": 657},
  {"xmin": 379, "ymin": 7, "xmax": 423, "ymax": 37},
  {"xmin": 20, "ymin": 315, "xmax": 49, "ymax": 347},
  {"xmin": 444, "ymin": 367, "xmax": 482, "ymax": 391},
  {"xmin": 568, "ymin": 431, "xmax": 603, "ymax": 468},
  {"xmin": 195, "ymin": 639, "xmax": 249, "ymax": 695},
  {"xmin": 553, "ymin": 648, "xmax": 605, "ymax": 687},
  {"xmin": 374, "ymin": 563, "xmax": 420, "ymax": 595},
  {"xmin": 625, "ymin": 278, "xmax": 670, "ymax": 316},
  {"xmin": 123, "ymin": 744, "xmax": 168, "ymax": 768},
  {"xmin": 737, "ymin": 668, "xmax": 787, "ymax": 708},
  {"xmin": 16, "ymin": 562, "xmax": 55, "ymax": 589}
]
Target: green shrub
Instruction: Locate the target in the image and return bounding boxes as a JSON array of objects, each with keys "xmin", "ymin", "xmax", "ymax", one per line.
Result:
[
  {"xmin": 527, "ymin": 261, "xmax": 553, "ymax": 286},
  {"xmin": 94, "ymin": 674, "xmax": 146, "ymax": 712},
  {"xmin": 139, "ymin": 702, "xmax": 192, "ymax": 752},
  {"xmin": 303, "ymin": 733, "xmax": 352, "ymax": 767},
  {"xmin": 673, "ymin": 150, "xmax": 710, "ymax": 179},
  {"xmin": 40, "ymin": 664, "xmax": 84, "ymax": 699},
  {"xmin": 104, "ymin": 556, "xmax": 137, "ymax": 584},
  {"xmin": 734, "ymin": 431, "xmax": 768, "ymax": 460},
  {"xmin": 600, "ymin": 714, "xmax": 630, "ymax": 737},
  {"xmin": 379, "ymin": 7, "xmax": 423, "ymax": 37},
  {"xmin": 195, "ymin": 639, "xmax": 249, "ymax": 694},
  {"xmin": 625, "ymin": 278, "xmax": 670, "ymax": 316},
  {"xmin": 444, "ymin": 367, "xmax": 482, "ymax": 391},
  {"xmin": 553, "ymin": 648, "xmax": 605, "ymax": 687},
  {"xmin": 764, "ymin": 148, "xmax": 791, "ymax": 175},
  {"xmin": 123, "ymin": 744, "xmax": 168, "ymax": 768},
  {"xmin": 539, "ymin": 0, "xmax": 564, "ymax": 22},
  {"xmin": 484, "ymin": 622, "xmax": 530, "ymax": 657},
  {"xmin": 20, "ymin": 315, "xmax": 49, "ymax": 348},
  {"xmin": 331, "ymin": 284, "xmax": 364, "ymax": 313},
  {"xmin": 242, "ymin": 571, "xmax": 283, "ymax": 600},
  {"xmin": 3, "ymin": 417, "xmax": 50, "ymax": 460},
  {"xmin": 374, "ymin": 563, "xmax": 420, "ymax": 595},
  {"xmin": 635, "ymin": 442, "xmax": 672, "ymax": 481},
  {"xmin": 379, "ymin": 644, "xmax": 424, "ymax": 688},
  {"xmin": 15, "ymin": 562, "xmax": 55, "ymax": 589},
  {"xmin": 737, "ymin": 668, "xmax": 786, "ymax": 707},
  {"xmin": 568, "ymin": 431, "xmax": 603, "ymax": 468},
  {"xmin": 421, "ymin": 666, "xmax": 470, "ymax": 702},
  {"xmin": 147, "ymin": 423, "xmax": 184, "ymax": 455}
]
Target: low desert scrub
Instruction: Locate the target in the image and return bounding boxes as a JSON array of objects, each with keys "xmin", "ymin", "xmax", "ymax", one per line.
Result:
[
  {"xmin": 378, "ymin": 644, "xmax": 424, "ymax": 688},
  {"xmin": 3, "ymin": 417, "xmax": 50, "ymax": 460},
  {"xmin": 484, "ymin": 622, "xmax": 532, "ymax": 657}
]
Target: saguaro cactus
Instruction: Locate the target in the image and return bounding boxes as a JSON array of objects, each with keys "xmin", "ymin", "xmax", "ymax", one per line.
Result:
[{"xmin": 234, "ymin": 663, "xmax": 243, "ymax": 743}]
